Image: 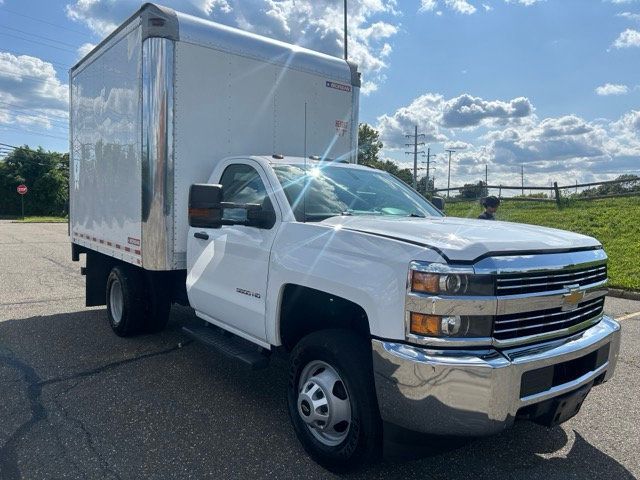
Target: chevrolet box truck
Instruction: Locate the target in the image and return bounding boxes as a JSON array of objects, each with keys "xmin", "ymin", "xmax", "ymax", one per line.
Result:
[{"xmin": 70, "ymin": 3, "xmax": 621, "ymax": 471}]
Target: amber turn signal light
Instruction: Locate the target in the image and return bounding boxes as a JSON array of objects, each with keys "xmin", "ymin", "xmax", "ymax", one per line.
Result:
[
  {"xmin": 410, "ymin": 312, "xmax": 441, "ymax": 336},
  {"xmin": 411, "ymin": 272, "xmax": 440, "ymax": 294}
]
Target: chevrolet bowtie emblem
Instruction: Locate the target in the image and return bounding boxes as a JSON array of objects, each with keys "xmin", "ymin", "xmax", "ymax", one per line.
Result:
[{"xmin": 562, "ymin": 286, "xmax": 584, "ymax": 311}]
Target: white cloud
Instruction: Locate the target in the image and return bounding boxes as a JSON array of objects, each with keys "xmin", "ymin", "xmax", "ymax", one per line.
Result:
[
  {"xmin": 65, "ymin": 0, "xmax": 400, "ymax": 95},
  {"xmin": 613, "ymin": 28, "xmax": 640, "ymax": 48},
  {"xmin": 445, "ymin": 140, "xmax": 472, "ymax": 150},
  {"xmin": 0, "ymin": 53, "xmax": 67, "ymax": 109},
  {"xmin": 442, "ymin": 94, "xmax": 533, "ymax": 128},
  {"xmin": 617, "ymin": 12, "xmax": 640, "ymax": 21},
  {"xmin": 376, "ymin": 92, "xmax": 534, "ymax": 148},
  {"xmin": 375, "ymin": 90, "xmax": 640, "ymax": 185},
  {"xmin": 505, "ymin": 0, "xmax": 545, "ymax": 5},
  {"xmin": 483, "ymin": 4, "xmax": 493, "ymax": 11},
  {"xmin": 0, "ymin": 52, "xmax": 68, "ymax": 133},
  {"xmin": 77, "ymin": 42, "xmax": 96, "ymax": 59},
  {"xmin": 595, "ymin": 83, "xmax": 629, "ymax": 95},
  {"xmin": 614, "ymin": 109, "xmax": 640, "ymax": 134},
  {"xmin": 420, "ymin": 0, "xmax": 477, "ymax": 14}
]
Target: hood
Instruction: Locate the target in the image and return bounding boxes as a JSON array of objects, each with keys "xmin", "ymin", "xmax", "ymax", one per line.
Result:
[{"xmin": 320, "ymin": 215, "xmax": 601, "ymax": 263}]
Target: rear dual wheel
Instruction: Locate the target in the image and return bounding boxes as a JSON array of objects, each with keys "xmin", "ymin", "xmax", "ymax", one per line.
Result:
[{"xmin": 106, "ymin": 265, "xmax": 171, "ymax": 336}]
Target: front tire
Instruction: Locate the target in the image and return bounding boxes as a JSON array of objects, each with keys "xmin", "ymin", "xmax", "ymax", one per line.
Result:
[{"xmin": 287, "ymin": 329, "xmax": 382, "ymax": 472}]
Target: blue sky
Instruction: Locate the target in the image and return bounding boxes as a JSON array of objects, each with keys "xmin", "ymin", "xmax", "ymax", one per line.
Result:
[{"xmin": 0, "ymin": 0, "xmax": 638, "ymax": 187}]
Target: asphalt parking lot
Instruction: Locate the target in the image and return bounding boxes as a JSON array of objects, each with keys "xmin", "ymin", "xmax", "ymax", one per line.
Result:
[{"xmin": 1, "ymin": 221, "xmax": 639, "ymax": 480}]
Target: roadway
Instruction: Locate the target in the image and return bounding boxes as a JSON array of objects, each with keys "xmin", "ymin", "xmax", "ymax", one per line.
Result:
[{"xmin": 1, "ymin": 221, "xmax": 639, "ymax": 479}]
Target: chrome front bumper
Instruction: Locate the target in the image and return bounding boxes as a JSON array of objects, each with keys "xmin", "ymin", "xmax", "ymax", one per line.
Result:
[{"xmin": 372, "ymin": 315, "xmax": 621, "ymax": 436}]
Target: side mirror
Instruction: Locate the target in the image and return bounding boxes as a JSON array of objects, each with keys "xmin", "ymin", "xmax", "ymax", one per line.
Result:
[
  {"xmin": 188, "ymin": 183, "xmax": 276, "ymax": 229},
  {"xmin": 431, "ymin": 196, "xmax": 445, "ymax": 211},
  {"xmin": 189, "ymin": 184, "xmax": 223, "ymax": 228},
  {"xmin": 246, "ymin": 202, "xmax": 276, "ymax": 229}
]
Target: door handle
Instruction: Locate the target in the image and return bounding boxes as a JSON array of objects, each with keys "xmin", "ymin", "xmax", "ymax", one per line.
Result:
[{"xmin": 194, "ymin": 232, "xmax": 209, "ymax": 240}]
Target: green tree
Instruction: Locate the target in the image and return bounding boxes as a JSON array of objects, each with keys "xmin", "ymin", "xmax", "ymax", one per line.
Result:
[
  {"xmin": 357, "ymin": 123, "xmax": 414, "ymax": 187},
  {"xmin": 0, "ymin": 146, "xmax": 69, "ymax": 216},
  {"xmin": 357, "ymin": 122, "xmax": 383, "ymax": 166},
  {"xmin": 417, "ymin": 175, "xmax": 435, "ymax": 196},
  {"xmin": 458, "ymin": 181, "xmax": 488, "ymax": 200},
  {"xmin": 577, "ymin": 174, "xmax": 640, "ymax": 197}
]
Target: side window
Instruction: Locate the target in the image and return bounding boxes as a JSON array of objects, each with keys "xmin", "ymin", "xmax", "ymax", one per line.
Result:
[{"xmin": 219, "ymin": 164, "xmax": 274, "ymax": 223}]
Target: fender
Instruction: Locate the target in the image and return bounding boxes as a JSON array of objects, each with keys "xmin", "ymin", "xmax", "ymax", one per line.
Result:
[{"xmin": 265, "ymin": 221, "xmax": 446, "ymax": 345}]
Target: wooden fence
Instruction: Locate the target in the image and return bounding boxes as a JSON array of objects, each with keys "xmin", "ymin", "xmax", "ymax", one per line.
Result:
[{"xmin": 431, "ymin": 177, "xmax": 640, "ymax": 207}]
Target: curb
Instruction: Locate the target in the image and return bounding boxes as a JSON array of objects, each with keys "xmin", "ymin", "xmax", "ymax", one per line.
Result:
[{"xmin": 608, "ymin": 289, "xmax": 640, "ymax": 301}]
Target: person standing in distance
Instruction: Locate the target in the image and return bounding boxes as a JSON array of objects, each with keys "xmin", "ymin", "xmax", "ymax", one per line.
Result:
[{"xmin": 478, "ymin": 196, "xmax": 500, "ymax": 220}]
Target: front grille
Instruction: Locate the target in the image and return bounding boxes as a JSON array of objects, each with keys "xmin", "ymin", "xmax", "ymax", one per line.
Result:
[
  {"xmin": 496, "ymin": 264, "xmax": 607, "ymax": 296},
  {"xmin": 493, "ymin": 297, "xmax": 605, "ymax": 341}
]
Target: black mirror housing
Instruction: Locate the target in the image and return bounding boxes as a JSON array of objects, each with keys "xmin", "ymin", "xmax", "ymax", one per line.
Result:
[
  {"xmin": 189, "ymin": 184, "xmax": 223, "ymax": 228},
  {"xmin": 246, "ymin": 206, "xmax": 276, "ymax": 229},
  {"xmin": 431, "ymin": 196, "xmax": 445, "ymax": 211}
]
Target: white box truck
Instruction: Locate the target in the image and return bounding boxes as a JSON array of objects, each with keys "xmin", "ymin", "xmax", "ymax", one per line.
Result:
[{"xmin": 70, "ymin": 3, "xmax": 621, "ymax": 471}]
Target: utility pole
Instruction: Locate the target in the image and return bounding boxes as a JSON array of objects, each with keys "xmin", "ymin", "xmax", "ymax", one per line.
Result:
[
  {"xmin": 343, "ymin": 0, "xmax": 348, "ymax": 60},
  {"xmin": 405, "ymin": 125, "xmax": 425, "ymax": 189},
  {"xmin": 426, "ymin": 147, "xmax": 432, "ymax": 196},
  {"xmin": 521, "ymin": 164, "xmax": 524, "ymax": 196},
  {"xmin": 485, "ymin": 164, "xmax": 488, "ymax": 185},
  {"xmin": 445, "ymin": 149, "xmax": 455, "ymax": 198}
]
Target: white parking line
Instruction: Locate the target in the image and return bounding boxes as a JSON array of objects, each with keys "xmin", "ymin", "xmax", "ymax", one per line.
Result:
[{"xmin": 617, "ymin": 311, "xmax": 640, "ymax": 321}]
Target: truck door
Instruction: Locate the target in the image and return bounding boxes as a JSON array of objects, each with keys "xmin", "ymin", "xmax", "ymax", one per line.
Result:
[{"xmin": 186, "ymin": 160, "xmax": 279, "ymax": 343}]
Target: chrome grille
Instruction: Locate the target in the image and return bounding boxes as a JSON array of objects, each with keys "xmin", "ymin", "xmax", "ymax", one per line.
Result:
[
  {"xmin": 496, "ymin": 264, "xmax": 607, "ymax": 296},
  {"xmin": 493, "ymin": 297, "xmax": 605, "ymax": 341}
]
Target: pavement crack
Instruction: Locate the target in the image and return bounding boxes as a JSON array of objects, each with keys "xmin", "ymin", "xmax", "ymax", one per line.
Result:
[
  {"xmin": 0, "ymin": 341, "xmax": 192, "ymax": 479},
  {"xmin": 42, "ymin": 256, "xmax": 78, "ymax": 274},
  {"xmin": 0, "ymin": 351, "xmax": 48, "ymax": 480},
  {"xmin": 39, "ymin": 340, "xmax": 193, "ymax": 388},
  {"xmin": 0, "ymin": 296, "xmax": 85, "ymax": 307},
  {"xmin": 49, "ymin": 393, "xmax": 122, "ymax": 480}
]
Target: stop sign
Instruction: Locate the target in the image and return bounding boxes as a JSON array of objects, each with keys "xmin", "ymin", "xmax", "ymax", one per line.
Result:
[{"xmin": 17, "ymin": 184, "xmax": 28, "ymax": 195}]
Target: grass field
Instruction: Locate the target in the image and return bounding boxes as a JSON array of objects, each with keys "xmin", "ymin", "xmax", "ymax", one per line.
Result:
[
  {"xmin": 445, "ymin": 197, "xmax": 640, "ymax": 291},
  {"xmin": 11, "ymin": 216, "xmax": 68, "ymax": 223}
]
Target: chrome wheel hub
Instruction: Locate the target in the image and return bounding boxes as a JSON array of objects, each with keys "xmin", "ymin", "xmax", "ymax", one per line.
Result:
[
  {"xmin": 109, "ymin": 279, "xmax": 124, "ymax": 325},
  {"xmin": 297, "ymin": 360, "xmax": 352, "ymax": 446}
]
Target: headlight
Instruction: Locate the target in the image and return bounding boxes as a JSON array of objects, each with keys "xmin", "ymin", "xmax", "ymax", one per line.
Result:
[
  {"xmin": 409, "ymin": 262, "xmax": 493, "ymax": 296},
  {"xmin": 409, "ymin": 313, "xmax": 493, "ymax": 338}
]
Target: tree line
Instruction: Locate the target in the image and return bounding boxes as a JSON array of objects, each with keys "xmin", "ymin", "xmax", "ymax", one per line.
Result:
[
  {"xmin": 11, "ymin": 124, "xmax": 632, "ymax": 217},
  {"xmin": 0, "ymin": 147, "xmax": 69, "ymax": 217},
  {"xmin": 0, "ymin": 125, "xmax": 417, "ymax": 218}
]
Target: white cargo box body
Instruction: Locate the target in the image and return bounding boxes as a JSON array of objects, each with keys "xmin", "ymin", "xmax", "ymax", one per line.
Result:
[{"xmin": 70, "ymin": 3, "xmax": 360, "ymax": 271}]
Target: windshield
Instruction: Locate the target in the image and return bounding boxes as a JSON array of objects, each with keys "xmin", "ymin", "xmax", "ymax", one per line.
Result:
[{"xmin": 272, "ymin": 163, "xmax": 443, "ymax": 222}]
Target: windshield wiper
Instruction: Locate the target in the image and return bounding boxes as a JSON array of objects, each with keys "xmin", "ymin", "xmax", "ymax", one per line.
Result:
[{"xmin": 409, "ymin": 213, "xmax": 425, "ymax": 218}]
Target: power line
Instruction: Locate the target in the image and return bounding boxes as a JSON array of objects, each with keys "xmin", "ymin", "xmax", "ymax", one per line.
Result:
[
  {"xmin": 0, "ymin": 31, "xmax": 77, "ymax": 53},
  {"xmin": 0, "ymin": 70, "xmax": 68, "ymax": 89},
  {"xmin": 0, "ymin": 124, "xmax": 68, "ymax": 140},
  {"xmin": 0, "ymin": 50, "xmax": 72, "ymax": 71},
  {"xmin": 0, "ymin": 101, "xmax": 68, "ymax": 120},
  {"xmin": 0, "ymin": 112, "xmax": 69, "ymax": 130},
  {"xmin": 0, "ymin": 24, "xmax": 81, "ymax": 49},
  {"xmin": 0, "ymin": 105, "xmax": 69, "ymax": 126},
  {"xmin": 0, "ymin": 7, "xmax": 93, "ymax": 38}
]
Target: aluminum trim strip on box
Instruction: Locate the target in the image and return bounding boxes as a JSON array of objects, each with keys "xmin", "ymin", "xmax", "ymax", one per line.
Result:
[{"xmin": 142, "ymin": 37, "xmax": 175, "ymax": 271}]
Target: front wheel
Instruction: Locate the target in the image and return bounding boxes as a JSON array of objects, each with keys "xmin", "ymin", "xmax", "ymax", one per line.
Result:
[{"xmin": 287, "ymin": 329, "xmax": 382, "ymax": 472}]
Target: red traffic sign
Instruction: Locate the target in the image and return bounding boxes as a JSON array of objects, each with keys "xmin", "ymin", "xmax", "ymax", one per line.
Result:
[{"xmin": 17, "ymin": 184, "xmax": 28, "ymax": 195}]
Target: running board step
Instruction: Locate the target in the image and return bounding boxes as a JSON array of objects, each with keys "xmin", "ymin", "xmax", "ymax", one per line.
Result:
[{"xmin": 182, "ymin": 325, "xmax": 270, "ymax": 370}]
